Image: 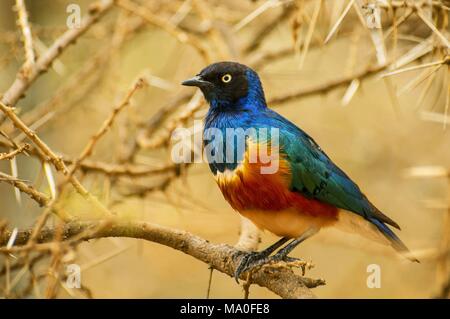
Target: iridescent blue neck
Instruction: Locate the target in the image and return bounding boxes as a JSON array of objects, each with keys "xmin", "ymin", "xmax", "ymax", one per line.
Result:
[{"xmin": 238, "ymin": 69, "xmax": 267, "ymax": 111}]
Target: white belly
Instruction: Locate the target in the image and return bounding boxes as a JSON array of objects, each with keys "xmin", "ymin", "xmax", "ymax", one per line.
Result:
[
  {"xmin": 240, "ymin": 208, "xmax": 389, "ymax": 246},
  {"xmin": 240, "ymin": 208, "xmax": 333, "ymax": 238}
]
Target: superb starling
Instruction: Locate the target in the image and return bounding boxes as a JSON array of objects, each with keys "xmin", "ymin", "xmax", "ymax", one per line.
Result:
[{"xmin": 182, "ymin": 62, "xmax": 418, "ymax": 282}]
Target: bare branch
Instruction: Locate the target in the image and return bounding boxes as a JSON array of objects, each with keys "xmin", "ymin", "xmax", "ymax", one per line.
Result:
[
  {"xmin": 0, "ymin": 143, "xmax": 29, "ymax": 161},
  {"xmin": 268, "ymin": 62, "xmax": 389, "ymax": 106},
  {"xmin": 64, "ymin": 158, "xmax": 176, "ymax": 177},
  {"xmin": 0, "ymin": 101, "xmax": 94, "ymax": 201},
  {"xmin": 65, "ymin": 77, "xmax": 147, "ymax": 181},
  {"xmin": 0, "ymin": 0, "xmax": 113, "ymax": 108},
  {"xmin": 416, "ymin": 8, "xmax": 450, "ymax": 48},
  {"xmin": 0, "ymin": 172, "xmax": 50, "ymax": 206},
  {"xmin": 14, "ymin": 0, "xmax": 35, "ymax": 74},
  {"xmin": 243, "ymin": 2, "xmax": 296, "ymax": 54},
  {"xmin": 115, "ymin": 0, "xmax": 210, "ymax": 62}
]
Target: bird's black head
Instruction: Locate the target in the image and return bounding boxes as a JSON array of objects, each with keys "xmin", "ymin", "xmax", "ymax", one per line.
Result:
[{"xmin": 182, "ymin": 62, "xmax": 266, "ymax": 110}]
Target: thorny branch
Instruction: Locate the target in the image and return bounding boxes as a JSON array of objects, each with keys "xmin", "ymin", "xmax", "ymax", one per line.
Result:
[
  {"xmin": 0, "ymin": 143, "xmax": 29, "ymax": 161},
  {"xmin": 0, "ymin": 0, "xmax": 114, "ymax": 109},
  {"xmin": 14, "ymin": 0, "xmax": 35, "ymax": 74},
  {"xmin": 0, "ymin": 171, "xmax": 49, "ymax": 206}
]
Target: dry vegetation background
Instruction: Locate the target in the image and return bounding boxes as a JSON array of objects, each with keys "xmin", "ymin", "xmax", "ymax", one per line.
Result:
[{"xmin": 0, "ymin": 0, "xmax": 449, "ymax": 299}]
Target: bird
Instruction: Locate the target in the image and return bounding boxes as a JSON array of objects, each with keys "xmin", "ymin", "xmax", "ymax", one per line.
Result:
[{"xmin": 181, "ymin": 61, "xmax": 418, "ymax": 282}]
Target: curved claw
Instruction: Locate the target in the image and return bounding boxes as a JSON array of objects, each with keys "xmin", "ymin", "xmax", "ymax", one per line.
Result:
[
  {"xmin": 283, "ymin": 256, "xmax": 302, "ymax": 263},
  {"xmin": 270, "ymin": 253, "xmax": 304, "ymax": 266},
  {"xmin": 233, "ymin": 252, "xmax": 305, "ymax": 283},
  {"xmin": 234, "ymin": 252, "xmax": 265, "ymax": 283}
]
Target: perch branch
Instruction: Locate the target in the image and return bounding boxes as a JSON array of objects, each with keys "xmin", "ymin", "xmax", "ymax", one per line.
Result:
[{"xmin": 0, "ymin": 219, "xmax": 325, "ymax": 299}]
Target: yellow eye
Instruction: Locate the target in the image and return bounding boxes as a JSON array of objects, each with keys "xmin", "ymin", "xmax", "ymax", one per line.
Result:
[{"xmin": 221, "ymin": 74, "xmax": 232, "ymax": 83}]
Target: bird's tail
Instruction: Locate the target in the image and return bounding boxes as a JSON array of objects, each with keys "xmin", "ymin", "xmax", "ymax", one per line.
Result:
[{"xmin": 368, "ymin": 217, "xmax": 419, "ymax": 263}]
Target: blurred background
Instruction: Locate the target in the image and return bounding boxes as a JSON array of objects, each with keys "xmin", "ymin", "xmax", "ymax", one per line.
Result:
[{"xmin": 0, "ymin": 0, "xmax": 449, "ymax": 298}]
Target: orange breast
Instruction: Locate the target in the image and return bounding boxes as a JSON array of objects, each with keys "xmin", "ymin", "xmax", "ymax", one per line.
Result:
[{"xmin": 214, "ymin": 141, "xmax": 338, "ymax": 237}]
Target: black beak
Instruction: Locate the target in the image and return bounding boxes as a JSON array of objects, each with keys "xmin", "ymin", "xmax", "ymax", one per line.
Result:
[{"xmin": 181, "ymin": 75, "xmax": 211, "ymax": 88}]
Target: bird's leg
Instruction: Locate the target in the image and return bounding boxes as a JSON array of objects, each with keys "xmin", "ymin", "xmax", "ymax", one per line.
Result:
[
  {"xmin": 256, "ymin": 237, "xmax": 290, "ymax": 256},
  {"xmin": 233, "ymin": 228, "xmax": 319, "ymax": 283},
  {"xmin": 234, "ymin": 237, "xmax": 289, "ymax": 283},
  {"xmin": 270, "ymin": 227, "xmax": 318, "ymax": 262}
]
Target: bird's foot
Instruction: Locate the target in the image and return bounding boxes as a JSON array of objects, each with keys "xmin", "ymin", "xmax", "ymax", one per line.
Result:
[{"xmin": 233, "ymin": 250, "xmax": 305, "ymax": 283}]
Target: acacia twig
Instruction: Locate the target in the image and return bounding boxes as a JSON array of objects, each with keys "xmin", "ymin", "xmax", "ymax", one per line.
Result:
[
  {"xmin": 243, "ymin": 2, "xmax": 296, "ymax": 54},
  {"xmin": 0, "ymin": 101, "xmax": 94, "ymax": 201},
  {"xmin": 14, "ymin": 0, "xmax": 35, "ymax": 74},
  {"xmin": 268, "ymin": 62, "xmax": 390, "ymax": 105},
  {"xmin": 65, "ymin": 77, "xmax": 147, "ymax": 181},
  {"xmin": 0, "ymin": 0, "xmax": 113, "ymax": 109},
  {"xmin": 2, "ymin": 16, "xmax": 147, "ymax": 137},
  {"xmin": 0, "ymin": 143, "xmax": 29, "ymax": 161},
  {"xmin": 65, "ymin": 157, "xmax": 176, "ymax": 177},
  {"xmin": 120, "ymin": 92, "xmax": 194, "ymax": 162},
  {"xmin": 0, "ymin": 172, "xmax": 50, "ymax": 206},
  {"xmin": 115, "ymin": 0, "xmax": 210, "ymax": 62}
]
